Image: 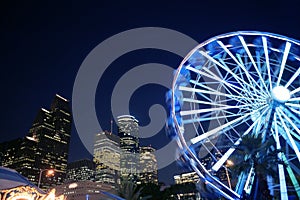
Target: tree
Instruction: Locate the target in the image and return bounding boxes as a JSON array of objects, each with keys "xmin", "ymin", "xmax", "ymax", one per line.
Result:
[
  {"xmin": 139, "ymin": 183, "xmax": 161, "ymax": 200},
  {"xmin": 229, "ymin": 133, "xmax": 280, "ymax": 200},
  {"xmin": 117, "ymin": 175, "xmax": 144, "ymax": 200}
]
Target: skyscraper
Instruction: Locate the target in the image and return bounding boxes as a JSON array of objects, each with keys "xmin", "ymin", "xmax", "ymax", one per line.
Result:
[
  {"xmin": 173, "ymin": 171, "xmax": 199, "ymax": 184},
  {"xmin": 173, "ymin": 171, "xmax": 200, "ymax": 199},
  {"xmin": 117, "ymin": 115, "xmax": 139, "ymax": 180},
  {"xmin": 0, "ymin": 137, "xmax": 37, "ymax": 183},
  {"xmin": 1, "ymin": 94, "xmax": 72, "ymax": 189},
  {"xmin": 93, "ymin": 131, "xmax": 120, "ymax": 190},
  {"xmin": 139, "ymin": 146, "xmax": 158, "ymax": 184},
  {"xmin": 66, "ymin": 159, "xmax": 95, "ymax": 182},
  {"xmin": 28, "ymin": 94, "xmax": 72, "ymax": 189}
]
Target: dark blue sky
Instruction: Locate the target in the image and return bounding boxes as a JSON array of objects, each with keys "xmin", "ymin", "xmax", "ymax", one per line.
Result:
[{"xmin": 1, "ymin": 0, "xmax": 300, "ymax": 184}]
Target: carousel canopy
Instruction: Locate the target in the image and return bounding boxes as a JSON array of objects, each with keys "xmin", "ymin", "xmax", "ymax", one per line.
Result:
[{"xmin": 0, "ymin": 166, "xmax": 44, "ymax": 194}]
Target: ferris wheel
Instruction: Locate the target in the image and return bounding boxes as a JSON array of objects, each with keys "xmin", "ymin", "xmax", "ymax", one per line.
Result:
[{"xmin": 167, "ymin": 31, "xmax": 300, "ymax": 200}]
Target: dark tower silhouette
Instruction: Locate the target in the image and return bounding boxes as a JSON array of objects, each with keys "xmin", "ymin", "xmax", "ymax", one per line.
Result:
[{"xmin": 28, "ymin": 94, "xmax": 72, "ymax": 189}]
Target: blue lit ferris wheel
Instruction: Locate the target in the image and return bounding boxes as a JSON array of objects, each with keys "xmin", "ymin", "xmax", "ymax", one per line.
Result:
[{"xmin": 167, "ymin": 31, "xmax": 300, "ymax": 199}]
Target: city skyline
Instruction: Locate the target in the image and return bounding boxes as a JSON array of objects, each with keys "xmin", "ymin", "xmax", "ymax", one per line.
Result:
[
  {"xmin": 1, "ymin": 0, "xmax": 300, "ymax": 185},
  {"xmin": 1, "ymin": 98, "xmax": 160, "ymax": 191},
  {"xmin": 0, "ymin": 95, "xmax": 165, "ymax": 185}
]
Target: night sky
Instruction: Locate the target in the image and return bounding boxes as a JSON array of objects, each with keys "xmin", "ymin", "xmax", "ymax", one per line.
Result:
[{"xmin": 1, "ymin": 0, "xmax": 300, "ymax": 184}]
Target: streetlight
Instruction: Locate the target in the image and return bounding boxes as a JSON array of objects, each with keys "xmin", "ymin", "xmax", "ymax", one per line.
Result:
[
  {"xmin": 226, "ymin": 159, "xmax": 234, "ymax": 167},
  {"xmin": 38, "ymin": 169, "xmax": 55, "ymax": 188},
  {"xmin": 225, "ymin": 160, "xmax": 234, "ymax": 190}
]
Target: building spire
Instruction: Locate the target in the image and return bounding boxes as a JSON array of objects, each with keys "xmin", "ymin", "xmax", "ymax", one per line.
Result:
[{"xmin": 110, "ymin": 117, "xmax": 113, "ymax": 134}]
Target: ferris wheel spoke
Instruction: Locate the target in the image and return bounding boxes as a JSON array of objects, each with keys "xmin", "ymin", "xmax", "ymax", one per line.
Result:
[
  {"xmin": 276, "ymin": 108, "xmax": 300, "ymax": 162},
  {"xmin": 202, "ymin": 66, "xmax": 242, "ymax": 93},
  {"xmin": 276, "ymin": 125, "xmax": 300, "ymax": 152},
  {"xmin": 192, "ymin": 68, "xmax": 261, "ymax": 100},
  {"xmin": 277, "ymin": 108, "xmax": 300, "ymax": 141},
  {"xmin": 189, "ymin": 84, "xmax": 216, "ymax": 103},
  {"xmin": 243, "ymin": 165, "xmax": 256, "ymax": 195},
  {"xmin": 288, "ymin": 97, "xmax": 300, "ymax": 102},
  {"xmin": 212, "ymin": 62, "xmax": 226, "ymax": 80},
  {"xmin": 179, "ymin": 86, "xmax": 266, "ymax": 105},
  {"xmin": 284, "ymin": 106, "xmax": 300, "ymax": 123},
  {"xmin": 199, "ymin": 50, "xmax": 266, "ymax": 97},
  {"xmin": 225, "ymin": 51, "xmax": 254, "ymax": 88},
  {"xmin": 182, "ymin": 113, "xmax": 244, "ymax": 125},
  {"xmin": 270, "ymin": 135, "xmax": 300, "ymax": 198},
  {"xmin": 274, "ymin": 115, "xmax": 282, "ymax": 149},
  {"xmin": 262, "ymin": 37, "xmax": 273, "ymax": 91},
  {"xmin": 190, "ymin": 105, "xmax": 267, "ymax": 144},
  {"xmin": 211, "ymin": 107, "xmax": 269, "ymax": 171},
  {"xmin": 281, "ymin": 153, "xmax": 300, "ymax": 199},
  {"xmin": 256, "ymin": 50, "xmax": 261, "ymax": 70},
  {"xmin": 290, "ymin": 87, "xmax": 300, "ymax": 95},
  {"xmin": 274, "ymin": 127, "xmax": 300, "ymax": 199},
  {"xmin": 238, "ymin": 36, "xmax": 269, "ymax": 93},
  {"xmin": 235, "ymin": 54, "xmax": 259, "ymax": 89},
  {"xmin": 217, "ymin": 40, "xmax": 269, "ymax": 97},
  {"xmin": 286, "ymin": 103, "xmax": 300, "ymax": 109},
  {"xmin": 285, "ymin": 67, "xmax": 300, "ymax": 88},
  {"xmin": 223, "ymin": 58, "xmax": 264, "ymax": 98},
  {"xmin": 188, "ymin": 65, "xmax": 243, "ymax": 95},
  {"xmin": 285, "ymin": 103, "xmax": 300, "ymax": 108},
  {"xmin": 273, "ymin": 115, "xmax": 289, "ymax": 200},
  {"xmin": 278, "ymin": 163, "xmax": 289, "ymax": 199},
  {"xmin": 183, "ymin": 97, "xmax": 232, "ymax": 107},
  {"xmin": 290, "ymin": 107, "xmax": 300, "ymax": 116},
  {"xmin": 277, "ymin": 42, "xmax": 291, "ymax": 86},
  {"xmin": 188, "ymin": 80, "xmax": 232, "ymax": 102},
  {"xmin": 201, "ymin": 66, "xmax": 266, "ymax": 100},
  {"xmin": 180, "ymin": 104, "xmax": 252, "ymax": 116}
]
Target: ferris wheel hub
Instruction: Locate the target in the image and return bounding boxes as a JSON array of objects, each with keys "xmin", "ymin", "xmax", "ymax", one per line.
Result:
[{"xmin": 271, "ymin": 85, "xmax": 291, "ymax": 103}]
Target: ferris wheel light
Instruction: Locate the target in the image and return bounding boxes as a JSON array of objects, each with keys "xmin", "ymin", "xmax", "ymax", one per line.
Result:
[{"xmin": 271, "ymin": 85, "xmax": 291, "ymax": 103}]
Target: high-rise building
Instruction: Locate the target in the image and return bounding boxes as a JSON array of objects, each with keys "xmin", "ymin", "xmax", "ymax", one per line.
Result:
[
  {"xmin": 93, "ymin": 131, "xmax": 120, "ymax": 189},
  {"xmin": 28, "ymin": 94, "xmax": 72, "ymax": 189},
  {"xmin": 173, "ymin": 171, "xmax": 200, "ymax": 199},
  {"xmin": 0, "ymin": 138, "xmax": 24, "ymax": 169},
  {"xmin": 66, "ymin": 159, "xmax": 95, "ymax": 182},
  {"xmin": 139, "ymin": 146, "xmax": 158, "ymax": 184},
  {"xmin": 0, "ymin": 137, "xmax": 37, "ymax": 183},
  {"xmin": 117, "ymin": 115, "xmax": 139, "ymax": 180},
  {"xmin": 173, "ymin": 171, "xmax": 199, "ymax": 184},
  {"xmin": 0, "ymin": 94, "xmax": 72, "ymax": 189}
]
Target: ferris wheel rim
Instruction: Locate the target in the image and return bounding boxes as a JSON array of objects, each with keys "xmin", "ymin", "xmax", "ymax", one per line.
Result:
[{"xmin": 170, "ymin": 31, "xmax": 300, "ymax": 199}]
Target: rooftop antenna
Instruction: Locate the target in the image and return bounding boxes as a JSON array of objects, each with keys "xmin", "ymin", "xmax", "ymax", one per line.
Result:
[{"xmin": 110, "ymin": 117, "xmax": 113, "ymax": 134}]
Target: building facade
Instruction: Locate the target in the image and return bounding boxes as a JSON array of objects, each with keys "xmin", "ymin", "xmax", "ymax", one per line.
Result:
[
  {"xmin": 173, "ymin": 172, "xmax": 200, "ymax": 199},
  {"xmin": 174, "ymin": 172, "xmax": 199, "ymax": 184},
  {"xmin": 54, "ymin": 180, "xmax": 115, "ymax": 200},
  {"xmin": 29, "ymin": 94, "xmax": 72, "ymax": 189},
  {"xmin": 139, "ymin": 146, "xmax": 158, "ymax": 184},
  {"xmin": 93, "ymin": 131, "xmax": 120, "ymax": 189},
  {"xmin": 117, "ymin": 115, "xmax": 139, "ymax": 180},
  {"xmin": 66, "ymin": 159, "xmax": 95, "ymax": 182}
]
